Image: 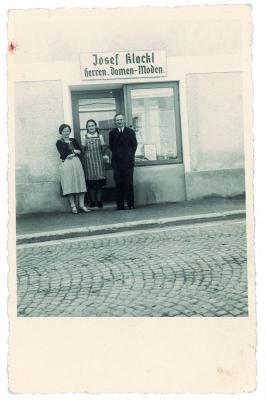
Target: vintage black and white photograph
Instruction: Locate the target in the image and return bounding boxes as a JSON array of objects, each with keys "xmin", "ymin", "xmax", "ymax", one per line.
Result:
[
  {"xmin": 11, "ymin": 6, "xmax": 253, "ymax": 319},
  {"xmin": 7, "ymin": 3, "xmax": 258, "ymax": 394}
]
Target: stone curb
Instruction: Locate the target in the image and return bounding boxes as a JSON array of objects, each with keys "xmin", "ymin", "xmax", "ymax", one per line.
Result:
[{"xmin": 16, "ymin": 209, "xmax": 246, "ymax": 245}]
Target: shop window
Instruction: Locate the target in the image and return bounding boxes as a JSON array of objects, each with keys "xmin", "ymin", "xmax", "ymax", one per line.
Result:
[{"xmin": 126, "ymin": 82, "xmax": 182, "ymax": 164}]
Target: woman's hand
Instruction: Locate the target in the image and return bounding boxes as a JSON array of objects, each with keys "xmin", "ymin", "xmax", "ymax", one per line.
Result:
[
  {"xmin": 66, "ymin": 153, "xmax": 76, "ymax": 160},
  {"xmin": 73, "ymin": 149, "xmax": 81, "ymax": 155}
]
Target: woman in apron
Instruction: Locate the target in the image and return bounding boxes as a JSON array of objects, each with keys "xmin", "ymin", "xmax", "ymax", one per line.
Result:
[{"xmin": 83, "ymin": 119, "xmax": 107, "ymax": 208}]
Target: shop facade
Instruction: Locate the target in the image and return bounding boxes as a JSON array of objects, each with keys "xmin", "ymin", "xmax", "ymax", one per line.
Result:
[{"xmin": 11, "ymin": 7, "xmax": 250, "ymax": 215}]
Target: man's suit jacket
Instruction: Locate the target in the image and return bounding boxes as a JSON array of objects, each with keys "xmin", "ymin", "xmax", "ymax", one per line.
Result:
[{"xmin": 109, "ymin": 127, "xmax": 138, "ymax": 169}]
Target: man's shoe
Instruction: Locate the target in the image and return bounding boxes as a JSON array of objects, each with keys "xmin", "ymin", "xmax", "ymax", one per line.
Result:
[
  {"xmin": 89, "ymin": 201, "xmax": 96, "ymax": 208},
  {"xmin": 116, "ymin": 206, "xmax": 125, "ymax": 210},
  {"xmin": 128, "ymin": 205, "xmax": 135, "ymax": 209},
  {"xmin": 97, "ymin": 201, "xmax": 103, "ymax": 208}
]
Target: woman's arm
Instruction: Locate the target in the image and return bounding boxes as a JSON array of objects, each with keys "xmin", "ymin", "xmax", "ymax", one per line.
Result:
[
  {"xmin": 72, "ymin": 138, "xmax": 82, "ymax": 155},
  {"xmin": 100, "ymin": 134, "xmax": 110, "ymax": 158},
  {"xmin": 99, "ymin": 134, "xmax": 105, "ymax": 146},
  {"xmin": 56, "ymin": 140, "xmax": 73, "ymax": 160},
  {"xmin": 100, "ymin": 134, "xmax": 107, "ymax": 153}
]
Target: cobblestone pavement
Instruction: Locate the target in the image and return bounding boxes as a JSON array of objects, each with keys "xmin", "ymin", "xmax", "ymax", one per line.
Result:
[{"xmin": 17, "ymin": 219, "xmax": 248, "ymax": 317}]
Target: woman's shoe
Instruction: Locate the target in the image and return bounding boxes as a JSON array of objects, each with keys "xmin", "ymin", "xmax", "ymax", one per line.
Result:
[
  {"xmin": 79, "ymin": 206, "xmax": 91, "ymax": 213},
  {"xmin": 71, "ymin": 205, "xmax": 78, "ymax": 214},
  {"xmin": 97, "ymin": 201, "xmax": 103, "ymax": 208}
]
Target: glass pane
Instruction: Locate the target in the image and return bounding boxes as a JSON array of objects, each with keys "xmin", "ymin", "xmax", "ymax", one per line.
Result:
[
  {"xmin": 130, "ymin": 87, "xmax": 178, "ymax": 161},
  {"xmin": 78, "ymin": 98, "xmax": 117, "ymax": 145},
  {"xmin": 79, "ymin": 98, "xmax": 116, "ymax": 112}
]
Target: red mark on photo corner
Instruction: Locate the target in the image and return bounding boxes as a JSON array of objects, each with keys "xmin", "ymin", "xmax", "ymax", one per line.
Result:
[{"xmin": 8, "ymin": 42, "xmax": 17, "ymax": 54}]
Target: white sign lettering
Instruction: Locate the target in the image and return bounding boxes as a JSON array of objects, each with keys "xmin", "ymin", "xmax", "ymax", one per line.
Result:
[{"xmin": 80, "ymin": 50, "xmax": 166, "ymax": 80}]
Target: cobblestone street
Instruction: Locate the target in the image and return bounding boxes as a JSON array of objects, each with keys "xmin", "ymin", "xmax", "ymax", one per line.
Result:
[{"xmin": 17, "ymin": 219, "xmax": 248, "ymax": 317}]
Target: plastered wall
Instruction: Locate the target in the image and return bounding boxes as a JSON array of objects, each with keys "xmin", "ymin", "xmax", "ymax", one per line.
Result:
[
  {"xmin": 9, "ymin": 8, "xmax": 243, "ymax": 64},
  {"xmin": 185, "ymin": 72, "xmax": 245, "ymax": 199},
  {"xmin": 186, "ymin": 72, "xmax": 244, "ymax": 172},
  {"xmin": 15, "ymin": 81, "xmax": 66, "ymax": 214}
]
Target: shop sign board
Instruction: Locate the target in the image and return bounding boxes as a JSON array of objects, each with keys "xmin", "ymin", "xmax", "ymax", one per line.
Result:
[{"xmin": 80, "ymin": 50, "xmax": 166, "ymax": 80}]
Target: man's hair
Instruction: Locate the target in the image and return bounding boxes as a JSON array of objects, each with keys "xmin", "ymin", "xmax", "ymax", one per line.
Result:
[{"xmin": 114, "ymin": 113, "xmax": 124, "ymax": 120}]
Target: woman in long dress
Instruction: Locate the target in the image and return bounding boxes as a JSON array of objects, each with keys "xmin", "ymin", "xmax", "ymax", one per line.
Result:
[
  {"xmin": 83, "ymin": 119, "xmax": 107, "ymax": 208},
  {"xmin": 56, "ymin": 123, "xmax": 90, "ymax": 214}
]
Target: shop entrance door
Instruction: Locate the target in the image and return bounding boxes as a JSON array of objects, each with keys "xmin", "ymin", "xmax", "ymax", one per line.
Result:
[
  {"xmin": 72, "ymin": 89, "xmax": 124, "ymax": 145},
  {"xmin": 71, "ymin": 89, "xmax": 124, "ymax": 202}
]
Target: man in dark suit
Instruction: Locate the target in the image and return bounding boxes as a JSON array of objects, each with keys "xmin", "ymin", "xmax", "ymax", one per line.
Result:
[{"xmin": 109, "ymin": 113, "xmax": 138, "ymax": 210}]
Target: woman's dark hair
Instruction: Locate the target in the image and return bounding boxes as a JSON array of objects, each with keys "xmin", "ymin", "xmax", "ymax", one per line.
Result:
[
  {"xmin": 86, "ymin": 119, "xmax": 99, "ymax": 134},
  {"xmin": 59, "ymin": 123, "xmax": 72, "ymax": 135}
]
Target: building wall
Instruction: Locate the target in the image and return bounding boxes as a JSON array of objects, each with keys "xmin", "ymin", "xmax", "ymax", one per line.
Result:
[
  {"xmin": 9, "ymin": 8, "xmax": 243, "ymax": 64},
  {"xmin": 186, "ymin": 72, "xmax": 244, "ymax": 172},
  {"xmin": 134, "ymin": 164, "xmax": 186, "ymax": 205},
  {"xmin": 105, "ymin": 165, "xmax": 186, "ymax": 206},
  {"xmin": 185, "ymin": 72, "xmax": 245, "ymax": 199},
  {"xmin": 10, "ymin": 7, "xmax": 251, "ymax": 214},
  {"xmin": 15, "ymin": 81, "xmax": 67, "ymax": 214}
]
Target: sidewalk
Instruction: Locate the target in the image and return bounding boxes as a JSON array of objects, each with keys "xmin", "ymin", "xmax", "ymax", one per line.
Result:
[{"xmin": 16, "ymin": 196, "xmax": 246, "ymax": 244}]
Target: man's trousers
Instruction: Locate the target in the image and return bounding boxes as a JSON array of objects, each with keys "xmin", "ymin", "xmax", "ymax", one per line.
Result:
[{"xmin": 113, "ymin": 167, "xmax": 134, "ymax": 209}]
